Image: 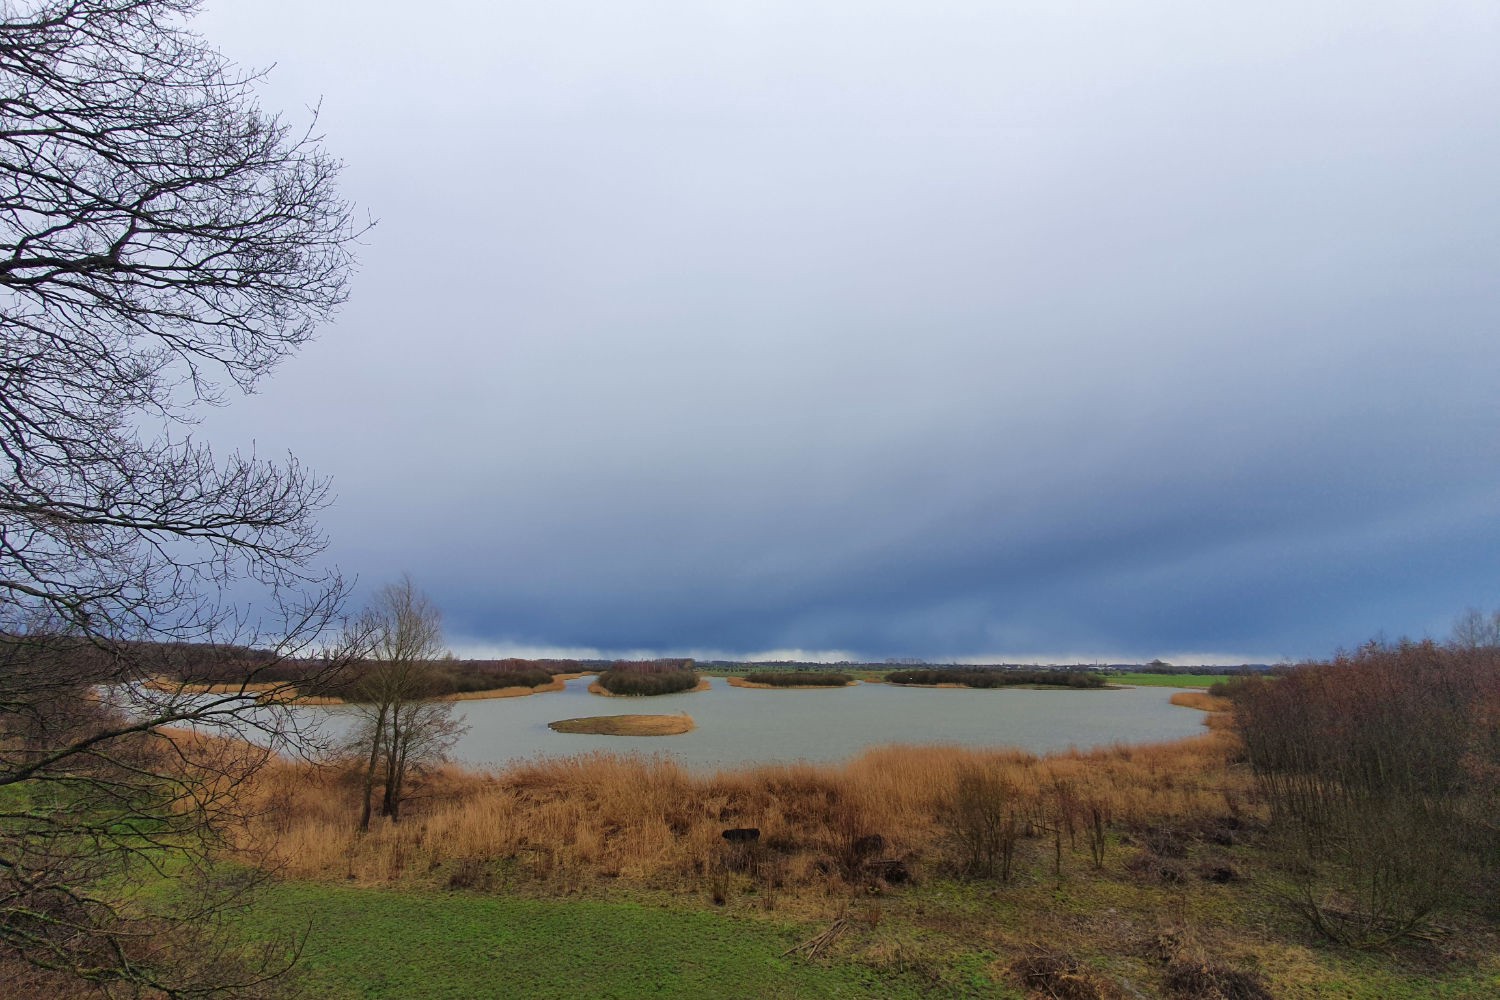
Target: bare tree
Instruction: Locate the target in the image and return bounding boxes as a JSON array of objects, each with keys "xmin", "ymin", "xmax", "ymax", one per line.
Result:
[
  {"xmin": 351, "ymin": 576, "xmax": 462, "ymax": 830},
  {"xmin": 1450, "ymin": 607, "xmax": 1500, "ymax": 651},
  {"xmin": 0, "ymin": 0, "xmax": 364, "ymax": 993}
]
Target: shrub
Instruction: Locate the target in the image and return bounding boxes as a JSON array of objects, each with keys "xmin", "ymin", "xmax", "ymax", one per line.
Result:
[
  {"xmin": 742, "ymin": 671, "xmax": 852, "ymax": 687},
  {"xmin": 1010, "ymin": 950, "xmax": 1123, "ymax": 1000},
  {"xmin": 1232, "ymin": 640, "xmax": 1498, "ymax": 945},
  {"xmin": 942, "ymin": 765, "xmax": 1020, "ymax": 880},
  {"xmin": 1164, "ymin": 960, "xmax": 1272, "ymax": 1000},
  {"xmin": 596, "ymin": 666, "xmax": 700, "ymax": 696}
]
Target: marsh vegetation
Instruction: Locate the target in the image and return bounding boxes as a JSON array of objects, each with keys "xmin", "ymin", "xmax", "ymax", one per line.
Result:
[
  {"xmin": 548, "ymin": 714, "xmax": 695, "ymax": 736},
  {"xmin": 732, "ymin": 671, "xmax": 855, "ymax": 688},
  {"xmin": 593, "ymin": 661, "xmax": 703, "ymax": 696}
]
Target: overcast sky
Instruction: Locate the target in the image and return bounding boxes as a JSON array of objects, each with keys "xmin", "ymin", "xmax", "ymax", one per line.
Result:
[{"xmin": 194, "ymin": 1, "xmax": 1500, "ymax": 663}]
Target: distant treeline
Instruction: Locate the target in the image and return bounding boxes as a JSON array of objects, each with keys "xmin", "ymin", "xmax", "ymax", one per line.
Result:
[
  {"xmin": 133, "ymin": 649, "xmax": 703, "ymax": 700},
  {"xmin": 595, "ymin": 661, "xmax": 700, "ymax": 696},
  {"xmin": 743, "ymin": 671, "xmax": 852, "ymax": 687},
  {"xmin": 1111, "ymin": 662, "xmax": 1269, "ymax": 677},
  {"xmin": 704, "ymin": 659, "xmax": 1271, "ymax": 674},
  {"xmin": 884, "ymin": 668, "xmax": 1106, "ymax": 689},
  {"xmin": 159, "ymin": 654, "xmax": 574, "ymax": 699}
]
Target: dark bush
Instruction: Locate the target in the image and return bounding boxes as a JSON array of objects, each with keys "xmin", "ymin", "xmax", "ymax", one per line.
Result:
[
  {"xmin": 885, "ymin": 668, "xmax": 1105, "ymax": 688},
  {"xmin": 1233, "ymin": 640, "xmax": 1500, "ymax": 946},
  {"xmin": 1126, "ymin": 850, "xmax": 1186, "ymax": 885},
  {"xmin": 942, "ymin": 766, "xmax": 1020, "ymax": 881},
  {"xmin": 1164, "ymin": 960, "xmax": 1272, "ymax": 1000},
  {"xmin": 596, "ymin": 665, "xmax": 700, "ymax": 696},
  {"xmin": 1011, "ymin": 950, "xmax": 1123, "ymax": 1000},
  {"xmin": 742, "ymin": 671, "xmax": 852, "ymax": 687}
]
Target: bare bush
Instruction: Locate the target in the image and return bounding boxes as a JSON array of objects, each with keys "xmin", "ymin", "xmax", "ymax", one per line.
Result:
[
  {"xmin": 943, "ymin": 764, "xmax": 1021, "ymax": 881},
  {"xmin": 1233, "ymin": 640, "xmax": 1498, "ymax": 946}
]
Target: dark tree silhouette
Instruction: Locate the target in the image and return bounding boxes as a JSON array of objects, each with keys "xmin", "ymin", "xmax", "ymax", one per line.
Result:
[{"xmin": 0, "ymin": 0, "xmax": 365, "ymax": 993}]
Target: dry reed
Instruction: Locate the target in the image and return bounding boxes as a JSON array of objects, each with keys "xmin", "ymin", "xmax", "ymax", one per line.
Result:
[
  {"xmin": 1168, "ymin": 691, "xmax": 1233, "ymax": 714},
  {"xmin": 547, "ymin": 714, "xmax": 695, "ymax": 736},
  {"xmin": 229, "ymin": 731, "xmax": 1252, "ymax": 895}
]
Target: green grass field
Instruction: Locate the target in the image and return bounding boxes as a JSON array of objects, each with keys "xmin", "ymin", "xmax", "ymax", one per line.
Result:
[
  {"xmin": 1110, "ymin": 672, "xmax": 1235, "ymax": 688},
  {"xmin": 239, "ymin": 883, "xmax": 975, "ymax": 999},
  {"xmin": 231, "ymin": 864, "xmax": 1500, "ymax": 1000}
]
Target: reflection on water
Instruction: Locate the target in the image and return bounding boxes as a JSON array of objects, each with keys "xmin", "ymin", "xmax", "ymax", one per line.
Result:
[{"xmin": 303, "ymin": 676, "xmax": 1209, "ymax": 771}]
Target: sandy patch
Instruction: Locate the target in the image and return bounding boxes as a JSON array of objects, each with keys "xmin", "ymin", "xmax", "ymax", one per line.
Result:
[{"xmin": 547, "ymin": 714, "xmax": 695, "ymax": 736}]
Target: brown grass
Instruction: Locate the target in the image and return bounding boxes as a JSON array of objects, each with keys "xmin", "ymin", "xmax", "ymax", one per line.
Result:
[
  {"xmin": 143, "ymin": 677, "xmax": 289, "ymax": 696},
  {"xmin": 227, "ymin": 729, "xmax": 1253, "ymax": 894},
  {"xmin": 1169, "ymin": 691, "xmax": 1235, "ymax": 733},
  {"xmin": 256, "ymin": 671, "xmax": 588, "ymax": 706},
  {"xmin": 436, "ymin": 672, "xmax": 583, "ymax": 701},
  {"xmin": 726, "ymin": 676, "xmax": 855, "ymax": 689},
  {"xmin": 589, "ymin": 677, "xmax": 711, "ymax": 697},
  {"xmin": 1169, "ymin": 691, "xmax": 1231, "ymax": 713},
  {"xmin": 547, "ymin": 714, "xmax": 695, "ymax": 736}
]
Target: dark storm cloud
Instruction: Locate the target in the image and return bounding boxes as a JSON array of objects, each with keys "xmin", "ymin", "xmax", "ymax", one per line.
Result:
[{"xmin": 197, "ymin": 1, "xmax": 1500, "ymax": 661}]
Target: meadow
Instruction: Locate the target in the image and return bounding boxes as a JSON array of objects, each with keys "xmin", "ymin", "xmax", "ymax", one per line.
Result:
[
  {"xmin": 17, "ymin": 652, "xmax": 1494, "ymax": 998},
  {"xmin": 213, "ymin": 645, "xmax": 1499, "ymax": 999}
]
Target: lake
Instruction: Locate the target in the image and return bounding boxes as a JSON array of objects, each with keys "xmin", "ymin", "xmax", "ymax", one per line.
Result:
[{"xmin": 309, "ymin": 676, "xmax": 1211, "ymax": 771}]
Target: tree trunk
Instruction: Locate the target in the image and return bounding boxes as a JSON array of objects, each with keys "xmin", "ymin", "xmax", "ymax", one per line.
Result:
[
  {"xmin": 389, "ymin": 739, "xmax": 410, "ymax": 823},
  {"xmin": 358, "ymin": 703, "xmax": 389, "ymax": 832},
  {"xmin": 380, "ymin": 710, "xmax": 403, "ymax": 818}
]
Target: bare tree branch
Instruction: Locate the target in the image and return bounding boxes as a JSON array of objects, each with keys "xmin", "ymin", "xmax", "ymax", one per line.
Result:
[{"xmin": 0, "ymin": 1, "xmax": 367, "ymax": 993}]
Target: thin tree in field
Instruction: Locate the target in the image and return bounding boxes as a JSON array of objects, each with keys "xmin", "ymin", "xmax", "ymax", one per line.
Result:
[{"xmin": 352, "ymin": 576, "xmax": 463, "ymax": 830}]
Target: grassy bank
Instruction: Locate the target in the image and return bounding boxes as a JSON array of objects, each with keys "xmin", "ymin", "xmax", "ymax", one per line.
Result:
[
  {"xmin": 238, "ymin": 882, "xmax": 943, "ymax": 999},
  {"xmin": 223, "ymin": 729, "xmax": 1499, "ymax": 999},
  {"xmin": 232, "ymin": 869, "xmax": 1500, "ymax": 1000},
  {"xmin": 1112, "ymin": 672, "xmax": 1237, "ymax": 688}
]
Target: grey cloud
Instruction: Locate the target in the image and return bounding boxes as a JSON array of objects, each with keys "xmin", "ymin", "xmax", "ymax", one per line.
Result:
[{"xmin": 195, "ymin": 0, "xmax": 1500, "ymax": 660}]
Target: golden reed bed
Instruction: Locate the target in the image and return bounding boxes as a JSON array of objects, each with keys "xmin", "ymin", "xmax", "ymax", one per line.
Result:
[
  {"xmin": 548, "ymin": 714, "xmax": 695, "ymax": 736},
  {"xmin": 229, "ymin": 726, "xmax": 1252, "ymax": 892}
]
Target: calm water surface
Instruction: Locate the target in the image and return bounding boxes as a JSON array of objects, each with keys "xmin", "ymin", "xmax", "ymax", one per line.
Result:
[{"xmin": 313, "ymin": 677, "xmax": 1208, "ymax": 771}]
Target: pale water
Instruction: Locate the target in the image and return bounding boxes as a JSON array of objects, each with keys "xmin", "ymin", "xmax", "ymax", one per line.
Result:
[{"xmin": 311, "ymin": 676, "xmax": 1209, "ymax": 771}]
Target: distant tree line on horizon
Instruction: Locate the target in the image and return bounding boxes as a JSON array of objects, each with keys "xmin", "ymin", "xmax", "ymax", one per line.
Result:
[
  {"xmin": 93, "ymin": 644, "xmax": 699, "ymax": 701},
  {"xmin": 884, "ymin": 668, "xmax": 1108, "ymax": 689},
  {"xmin": 705, "ymin": 659, "xmax": 1271, "ymax": 674}
]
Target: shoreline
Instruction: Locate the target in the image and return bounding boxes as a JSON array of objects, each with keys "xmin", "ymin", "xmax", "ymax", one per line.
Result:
[
  {"xmin": 165, "ymin": 671, "xmax": 591, "ymax": 707},
  {"xmin": 1168, "ymin": 689, "xmax": 1234, "ymax": 730}
]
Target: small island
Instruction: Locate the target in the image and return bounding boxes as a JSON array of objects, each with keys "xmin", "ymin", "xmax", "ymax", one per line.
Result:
[
  {"xmin": 548, "ymin": 714, "xmax": 695, "ymax": 736},
  {"xmin": 589, "ymin": 660, "xmax": 707, "ymax": 696}
]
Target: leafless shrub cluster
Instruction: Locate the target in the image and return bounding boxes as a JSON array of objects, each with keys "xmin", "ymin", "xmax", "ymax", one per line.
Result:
[{"xmin": 1232, "ymin": 639, "xmax": 1499, "ymax": 946}]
